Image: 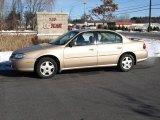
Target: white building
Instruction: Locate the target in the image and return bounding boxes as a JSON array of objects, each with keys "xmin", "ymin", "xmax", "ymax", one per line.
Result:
[{"xmin": 130, "ymin": 23, "xmax": 160, "ymax": 30}]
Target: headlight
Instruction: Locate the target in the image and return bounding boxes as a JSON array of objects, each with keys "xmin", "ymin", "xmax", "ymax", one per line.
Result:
[{"xmin": 14, "ymin": 53, "xmax": 25, "ymax": 59}]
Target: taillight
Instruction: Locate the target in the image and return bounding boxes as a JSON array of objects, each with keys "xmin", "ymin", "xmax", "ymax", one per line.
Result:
[{"xmin": 143, "ymin": 43, "xmax": 146, "ymax": 49}]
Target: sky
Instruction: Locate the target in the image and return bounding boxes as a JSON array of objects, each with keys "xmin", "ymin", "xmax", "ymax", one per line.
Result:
[{"xmin": 54, "ymin": 0, "xmax": 160, "ymax": 19}]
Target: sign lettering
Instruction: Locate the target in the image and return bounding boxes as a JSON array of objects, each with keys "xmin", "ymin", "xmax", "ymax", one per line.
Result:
[
  {"xmin": 49, "ymin": 18, "xmax": 57, "ymax": 21},
  {"xmin": 43, "ymin": 24, "xmax": 62, "ymax": 29}
]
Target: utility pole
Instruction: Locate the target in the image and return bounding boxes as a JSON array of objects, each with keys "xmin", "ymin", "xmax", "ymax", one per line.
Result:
[
  {"xmin": 83, "ymin": 0, "xmax": 87, "ymax": 25},
  {"xmin": 148, "ymin": 0, "xmax": 152, "ymax": 32},
  {"xmin": 69, "ymin": 6, "xmax": 74, "ymax": 23}
]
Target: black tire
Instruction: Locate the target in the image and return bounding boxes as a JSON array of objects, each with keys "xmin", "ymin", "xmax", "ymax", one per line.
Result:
[
  {"xmin": 118, "ymin": 54, "xmax": 134, "ymax": 72},
  {"xmin": 35, "ymin": 57, "xmax": 58, "ymax": 79}
]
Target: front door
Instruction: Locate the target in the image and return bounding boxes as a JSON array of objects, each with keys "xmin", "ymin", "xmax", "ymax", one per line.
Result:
[{"xmin": 64, "ymin": 32, "xmax": 97, "ymax": 68}]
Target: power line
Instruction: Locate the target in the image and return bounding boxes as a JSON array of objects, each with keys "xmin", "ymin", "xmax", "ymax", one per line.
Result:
[
  {"xmin": 71, "ymin": 0, "xmax": 160, "ymax": 19},
  {"xmin": 116, "ymin": 4, "xmax": 160, "ymax": 13},
  {"xmin": 116, "ymin": 0, "xmax": 142, "ymax": 5},
  {"xmin": 117, "ymin": 6, "xmax": 148, "ymax": 13},
  {"xmin": 152, "ymin": 8, "xmax": 160, "ymax": 9},
  {"xmin": 87, "ymin": 2, "xmax": 160, "ymax": 12},
  {"xmin": 119, "ymin": 4, "xmax": 147, "ymax": 10},
  {"xmin": 115, "ymin": 8, "xmax": 149, "ymax": 15},
  {"xmin": 86, "ymin": 2, "xmax": 160, "ymax": 14},
  {"xmin": 115, "ymin": 7, "xmax": 159, "ymax": 16},
  {"xmin": 86, "ymin": 3, "xmax": 160, "ymax": 16}
]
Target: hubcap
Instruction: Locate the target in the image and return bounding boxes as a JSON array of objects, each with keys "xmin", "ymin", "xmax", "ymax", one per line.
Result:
[
  {"xmin": 40, "ymin": 61, "xmax": 54, "ymax": 76},
  {"xmin": 122, "ymin": 57, "xmax": 133, "ymax": 70}
]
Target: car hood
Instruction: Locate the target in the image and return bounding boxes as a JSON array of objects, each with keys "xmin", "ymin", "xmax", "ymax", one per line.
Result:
[{"xmin": 14, "ymin": 43, "xmax": 54, "ymax": 54}]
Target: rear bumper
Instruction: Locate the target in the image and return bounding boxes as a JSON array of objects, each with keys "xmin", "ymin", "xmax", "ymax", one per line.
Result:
[{"xmin": 135, "ymin": 50, "xmax": 148, "ymax": 62}]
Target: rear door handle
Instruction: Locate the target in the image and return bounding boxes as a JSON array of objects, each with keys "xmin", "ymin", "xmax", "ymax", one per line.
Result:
[
  {"xmin": 89, "ymin": 49, "xmax": 94, "ymax": 51},
  {"xmin": 117, "ymin": 47, "xmax": 122, "ymax": 49}
]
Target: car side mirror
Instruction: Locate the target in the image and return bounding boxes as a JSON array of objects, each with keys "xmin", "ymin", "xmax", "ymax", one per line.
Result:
[{"xmin": 69, "ymin": 40, "xmax": 76, "ymax": 47}]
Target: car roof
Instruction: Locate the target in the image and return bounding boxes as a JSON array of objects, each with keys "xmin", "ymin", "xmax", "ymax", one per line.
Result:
[
  {"xmin": 71, "ymin": 29, "xmax": 124, "ymax": 37},
  {"xmin": 72, "ymin": 29, "xmax": 116, "ymax": 33}
]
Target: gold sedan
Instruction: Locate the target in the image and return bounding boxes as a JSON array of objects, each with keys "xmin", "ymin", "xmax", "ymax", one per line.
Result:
[{"xmin": 10, "ymin": 30, "xmax": 148, "ymax": 78}]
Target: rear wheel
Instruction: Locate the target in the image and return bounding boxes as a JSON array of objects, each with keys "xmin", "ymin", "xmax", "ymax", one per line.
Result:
[
  {"xmin": 35, "ymin": 57, "xmax": 58, "ymax": 79},
  {"xmin": 119, "ymin": 54, "xmax": 134, "ymax": 72}
]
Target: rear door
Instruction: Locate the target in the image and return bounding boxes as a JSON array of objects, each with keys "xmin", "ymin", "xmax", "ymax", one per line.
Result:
[{"xmin": 96, "ymin": 31, "xmax": 123, "ymax": 65}]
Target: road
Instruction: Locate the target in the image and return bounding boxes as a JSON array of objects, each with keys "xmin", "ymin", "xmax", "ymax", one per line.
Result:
[{"xmin": 0, "ymin": 58, "xmax": 160, "ymax": 120}]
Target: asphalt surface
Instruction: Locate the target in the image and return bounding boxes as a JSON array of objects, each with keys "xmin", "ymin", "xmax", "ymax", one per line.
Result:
[{"xmin": 0, "ymin": 58, "xmax": 160, "ymax": 120}]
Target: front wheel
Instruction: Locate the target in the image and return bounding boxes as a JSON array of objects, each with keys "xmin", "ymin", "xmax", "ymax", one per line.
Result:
[
  {"xmin": 35, "ymin": 57, "xmax": 58, "ymax": 79},
  {"xmin": 118, "ymin": 54, "xmax": 134, "ymax": 72}
]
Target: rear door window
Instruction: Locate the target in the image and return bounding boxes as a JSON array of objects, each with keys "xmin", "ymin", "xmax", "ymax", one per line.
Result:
[{"xmin": 97, "ymin": 32, "xmax": 122, "ymax": 44}]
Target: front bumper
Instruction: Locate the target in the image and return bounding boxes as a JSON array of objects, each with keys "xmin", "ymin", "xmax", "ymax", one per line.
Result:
[{"xmin": 10, "ymin": 58, "xmax": 36, "ymax": 72}]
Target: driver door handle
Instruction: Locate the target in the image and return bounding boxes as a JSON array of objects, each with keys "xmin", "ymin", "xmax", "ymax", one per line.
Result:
[{"xmin": 89, "ymin": 49, "xmax": 94, "ymax": 51}]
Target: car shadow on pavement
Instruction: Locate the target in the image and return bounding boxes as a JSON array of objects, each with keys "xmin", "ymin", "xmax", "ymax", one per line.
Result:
[
  {"xmin": 0, "ymin": 70, "xmax": 38, "ymax": 79},
  {"xmin": 61, "ymin": 66, "xmax": 119, "ymax": 75},
  {"xmin": 0, "ymin": 66, "xmax": 119, "ymax": 79},
  {"xmin": 99, "ymin": 87, "xmax": 160, "ymax": 119},
  {"xmin": 135, "ymin": 57, "xmax": 157, "ymax": 70}
]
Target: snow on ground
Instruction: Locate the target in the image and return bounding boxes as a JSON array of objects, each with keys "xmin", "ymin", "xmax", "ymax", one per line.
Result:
[
  {"xmin": 0, "ymin": 39, "xmax": 159, "ymax": 70},
  {"xmin": 145, "ymin": 39, "xmax": 160, "ymax": 57},
  {"xmin": 0, "ymin": 30, "xmax": 37, "ymax": 35},
  {"xmin": 0, "ymin": 51, "xmax": 12, "ymax": 62},
  {"xmin": 0, "ymin": 51, "xmax": 13, "ymax": 70}
]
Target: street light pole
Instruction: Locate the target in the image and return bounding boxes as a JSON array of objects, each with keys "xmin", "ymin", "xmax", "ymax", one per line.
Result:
[
  {"xmin": 83, "ymin": 0, "xmax": 86, "ymax": 24},
  {"xmin": 148, "ymin": 0, "xmax": 152, "ymax": 32}
]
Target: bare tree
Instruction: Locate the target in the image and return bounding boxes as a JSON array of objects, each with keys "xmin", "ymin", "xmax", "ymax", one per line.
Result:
[
  {"xmin": 26, "ymin": 0, "xmax": 55, "ymax": 13},
  {"xmin": 0, "ymin": 0, "xmax": 5, "ymax": 31},
  {"xmin": 1, "ymin": 0, "xmax": 55, "ymax": 30},
  {"xmin": 91, "ymin": 0, "xmax": 118, "ymax": 25},
  {"xmin": 5, "ymin": 0, "xmax": 23, "ymax": 30},
  {"xmin": 25, "ymin": 0, "xmax": 55, "ymax": 30},
  {"xmin": 16, "ymin": 0, "xmax": 23, "ymax": 29}
]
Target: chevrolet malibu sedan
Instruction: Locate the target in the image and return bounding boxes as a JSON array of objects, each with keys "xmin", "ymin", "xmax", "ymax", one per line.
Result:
[{"xmin": 10, "ymin": 30, "xmax": 148, "ymax": 78}]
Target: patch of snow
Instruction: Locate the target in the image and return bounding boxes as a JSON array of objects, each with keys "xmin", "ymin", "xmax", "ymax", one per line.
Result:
[
  {"xmin": 0, "ymin": 51, "xmax": 12, "ymax": 62},
  {"xmin": 1, "ymin": 30, "xmax": 35, "ymax": 33},
  {"xmin": 148, "ymin": 40, "xmax": 160, "ymax": 57},
  {"xmin": 0, "ymin": 30, "xmax": 37, "ymax": 35},
  {"xmin": 144, "ymin": 39, "xmax": 160, "ymax": 57},
  {"xmin": 0, "ymin": 51, "xmax": 13, "ymax": 70}
]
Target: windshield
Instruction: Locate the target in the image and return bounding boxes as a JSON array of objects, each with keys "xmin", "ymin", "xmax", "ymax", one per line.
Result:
[{"xmin": 50, "ymin": 31, "xmax": 79, "ymax": 45}]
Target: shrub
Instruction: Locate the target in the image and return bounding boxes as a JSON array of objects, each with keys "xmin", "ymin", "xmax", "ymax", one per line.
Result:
[{"xmin": 0, "ymin": 35, "xmax": 51, "ymax": 51}]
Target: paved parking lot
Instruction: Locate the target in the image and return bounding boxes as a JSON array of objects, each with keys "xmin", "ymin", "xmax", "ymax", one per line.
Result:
[{"xmin": 0, "ymin": 58, "xmax": 160, "ymax": 120}]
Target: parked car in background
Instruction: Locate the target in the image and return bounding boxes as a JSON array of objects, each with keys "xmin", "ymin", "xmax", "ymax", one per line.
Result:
[
  {"xmin": 10, "ymin": 30, "xmax": 148, "ymax": 79},
  {"xmin": 82, "ymin": 25, "xmax": 96, "ymax": 29}
]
